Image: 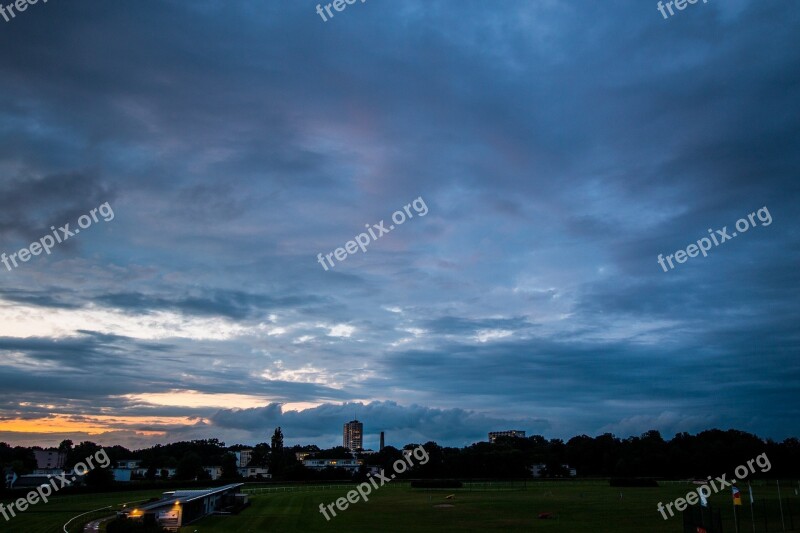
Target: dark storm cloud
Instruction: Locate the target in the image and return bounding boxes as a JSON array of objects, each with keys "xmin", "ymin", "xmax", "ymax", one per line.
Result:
[
  {"xmin": 0, "ymin": 333, "xmax": 140, "ymax": 370},
  {"xmin": 0, "ymin": 289, "xmax": 82, "ymax": 309},
  {"xmin": 1, "ymin": 285, "xmax": 334, "ymax": 324},
  {"xmin": 376, "ymin": 339, "xmax": 678, "ymax": 404},
  {"xmin": 0, "ymin": 0, "xmax": 798, "ymax": 448},
  {"xmin": 422, "ymin": 316, "xmax": 532, "ymax": 335},
  {"xmin": 0, "ymin": 171, "xmax": 115, "ymax": 241},
  {"xmin": 0, "ymin": 333, "xmax": 352, "ymax": 419},
  {"xmin": 209, "ymin": 401, "xmax": 550, "ymax": 448},
  {"xmin": 97, "ymin": 290, "xmax": 322, "ymax": 319}
]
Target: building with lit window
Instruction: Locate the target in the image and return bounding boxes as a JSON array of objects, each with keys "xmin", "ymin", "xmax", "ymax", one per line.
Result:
[
  {"xmin": 343, "ymin": 419, "xmax": 363, "ymax": 451},
  {"xmin": 119, "ymin": 484, "xmax": 246, "ymax": 531},
  {"xmin": 488, "ymin": 430, "xmax": 526, "ymax": 443},
  {"xmin": 303, "ymin": 458, "xmax": 363, "ymax": 473}
]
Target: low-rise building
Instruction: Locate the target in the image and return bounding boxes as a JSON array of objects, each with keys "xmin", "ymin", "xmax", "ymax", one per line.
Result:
[
  {"xmin": 112, "ymin": 468, "xmax": 132, "ymax": 482},
  {"xmin": 237, "ymin": 466, "xmax": 270, "ymax": 479},
  {"xmin": 203, "ymin": 466, "xmax": 223, "ymax": 480},
  {"xmin": 488, "ymin": 430, "xmax": 526, "ymax": 443},
  {"xmin": 34, "ymin": 450, "xmax": 66, "ymax": 470},
  {"xmin": 530, "ymin": 463, "xmax": 577, "ymax": 478},
  {"xmin": 116, "ymin": 459, "xmax": 143, "ymax": 470},
  {"xmin": 234, "ymin": 449, "xmax": 253, "ymax": 467},
  {"xmin": 32, "ymin": 468, "xmax": 65, "ymax": 476},
  {"xmin": 302, "ymin": 458, "xmax": 363, "ymax": 473},
  {"xmin": 111, "ymin": 465, "xmax": 178, "ymax": 481},
  {"xmin": 130, "ymin": 466, "xmax": 177, "ymax": 479},
  {"xmin": 119, "ymin": 484, "xmax": 247, "ymax": 531}
]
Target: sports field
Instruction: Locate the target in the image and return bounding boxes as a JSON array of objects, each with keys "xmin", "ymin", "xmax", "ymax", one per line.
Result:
[
  {"xmin": 2, "ymin": 481, "xmax": 796, "ymax": 532},
  {"xmin": 0, "ymin": 489, "xmax": 163, "ymax": 532},
  {"xmin": 180, "ymin": 481, "xmax": 796, "ymax": 532}
]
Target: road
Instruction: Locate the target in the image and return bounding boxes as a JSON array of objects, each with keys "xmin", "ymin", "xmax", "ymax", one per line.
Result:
[{"xmin": 82, "ymin": 515, "xmax": 114, "ymax": 532}]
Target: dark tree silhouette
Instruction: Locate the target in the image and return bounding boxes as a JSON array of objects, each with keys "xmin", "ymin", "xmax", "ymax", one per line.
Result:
[{"xmin": 270, "ymin": 427, "xmax": 285, "ymax": 476}]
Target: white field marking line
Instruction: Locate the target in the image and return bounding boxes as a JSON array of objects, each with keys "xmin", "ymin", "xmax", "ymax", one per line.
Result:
[{"xmin": 62, "ymin": 506, "xmax": 112, "ymax": 533}]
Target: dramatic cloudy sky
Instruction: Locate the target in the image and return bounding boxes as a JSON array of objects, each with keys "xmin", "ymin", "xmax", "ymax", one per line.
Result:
[{"xmin": 0, "ymin": 0, "xmax": 797, "ymax": 450}]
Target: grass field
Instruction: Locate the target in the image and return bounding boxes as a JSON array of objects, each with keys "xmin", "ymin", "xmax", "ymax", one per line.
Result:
[
  {"xmin": 182, "ymin": 480, "xmax": 800, "ymax": 533},
  {"xmin": 0, "ymin": 489, "xmax": 163, "ymax": 533},
  {"xmin": 2, "ymin": 480, "xmax": 798, "ymax": 532}
]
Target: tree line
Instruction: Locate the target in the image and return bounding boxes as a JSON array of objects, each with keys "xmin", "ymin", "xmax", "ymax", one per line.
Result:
[{"xmin": 2, "ymin": 428, "xmax": 798, "ymax": 484}]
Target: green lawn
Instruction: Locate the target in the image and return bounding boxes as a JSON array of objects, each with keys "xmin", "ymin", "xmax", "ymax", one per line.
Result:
[
  {"xmin": 2, "ymin": 481, "xmax": 797, "ymax": 532},
  {"xmin": 0, "ymin": 489, "xmax": 163, "ymax": 533},
  {"xmin": 179, "ymin": 480, "xmax": 800, "ymax": 533},
  {"xmin": 178, "ymin": 481, "xmax": 666, "ymax": 532}
]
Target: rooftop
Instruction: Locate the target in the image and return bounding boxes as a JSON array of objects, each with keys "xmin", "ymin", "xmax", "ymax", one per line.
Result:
[{"xmin": 135, "ymin": 483, "xmax": 244, "ymax": 511}]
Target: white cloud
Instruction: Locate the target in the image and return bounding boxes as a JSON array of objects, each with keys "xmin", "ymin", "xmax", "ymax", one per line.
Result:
[
  {"xmin": 324, "ymin": 323, "xmax": 355, "ymax": 338},
  {"xmin": 474, "ymin": 329, "xmax": 513, "ymax": 343},
  {"xmin": 0, "ymin": 299, "xmax": 266, "ymax": 341}
]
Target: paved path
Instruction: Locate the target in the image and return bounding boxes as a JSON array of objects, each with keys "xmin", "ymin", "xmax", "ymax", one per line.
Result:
[
  {"xmin": 82, "ymin": 515, "xmax": 114, "ymax": 532},
  {"xmin": 61, "ymin": 505, "xmax": 112, "ymax": 533}
]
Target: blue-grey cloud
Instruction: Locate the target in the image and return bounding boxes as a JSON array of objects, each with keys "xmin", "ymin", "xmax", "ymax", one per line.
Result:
[{"xmin": 0, "ymin": 0, "xmax": 797, "ymax": 449}]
